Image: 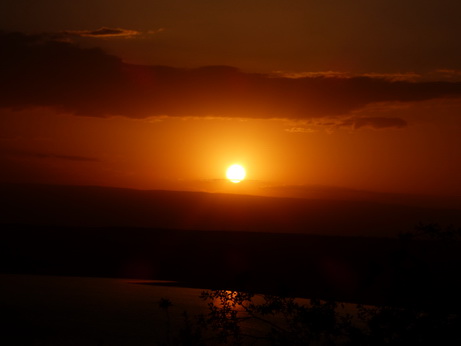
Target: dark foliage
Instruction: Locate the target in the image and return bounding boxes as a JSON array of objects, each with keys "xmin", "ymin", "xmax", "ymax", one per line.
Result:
[
  {"xmin": 156, "ymin": 223, "xmax": 461, "ymax": 345},
  {"xmin": 157, "ymin": 288, "xmax": 461, "ymax": 345}
]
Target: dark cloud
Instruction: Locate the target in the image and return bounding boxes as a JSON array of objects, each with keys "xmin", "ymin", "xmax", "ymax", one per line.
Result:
[
  {"xmin": 1, "ymin": 32, "xmax": 461, "ymax": 122},
  {"xmin": 0, "ymin": 32, "xmax": 134, "ymax": 117}
]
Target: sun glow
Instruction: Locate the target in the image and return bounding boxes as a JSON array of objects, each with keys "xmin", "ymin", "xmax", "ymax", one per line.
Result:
[{"xmin": 226, "ymin": 164, "xmax": 246, "ymax": 183}]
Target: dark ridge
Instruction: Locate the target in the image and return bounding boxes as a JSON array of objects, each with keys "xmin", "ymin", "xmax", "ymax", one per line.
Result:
[
  {"xmin": 1, "ymin": 183, "xmax": 460, "ymax": 237},
  {"xmin": 2, "ymin": 223, "xmax": 461, "ymax": 308}
]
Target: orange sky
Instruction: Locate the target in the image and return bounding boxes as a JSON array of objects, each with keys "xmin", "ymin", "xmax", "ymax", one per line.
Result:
[{"xmin": 1, "ymin": 1, "xmax": 461, "ymax": 197}]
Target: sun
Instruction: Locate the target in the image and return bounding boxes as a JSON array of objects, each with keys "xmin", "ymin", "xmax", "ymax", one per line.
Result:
[{"xmin": 226, "ymin": 164, "xmax": 246, "ymax": 183}]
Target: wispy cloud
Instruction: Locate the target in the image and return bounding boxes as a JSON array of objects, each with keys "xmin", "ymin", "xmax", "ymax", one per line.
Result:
[
  {"xmin": 0, "ymin": 147, "xmax": 100, "ymax": 162},
  {"xmin": 273, "ymin": 71, "xmax": 351, "ymax": 79},
  {"xmin": 340, "ymin": 117, "xmax": 407, "ymax": 130},
  {"xmin": 290, "ymin": 116, "xmax": 408, "ymax": 132},
  {"xmin": 361, "ymin": 72, "xmax": 421, "ymax": 82},
  {"xmin": 273, "ymin": 71, "xmax": 421, "ymax": 82},
  {"xmin": 27, "ymin": 153, "xmax": 100, "ymax": 162},
  {"xmin": 284, "ymin": 127, "xmax": 316, "ymax": 133},
  {"xmin": 63, "ymin": 27, "xmax": 163, "ymax": 39},
  {"xmin": 430, "ymin": 69, "xmax": 461, "ymax": 82}
]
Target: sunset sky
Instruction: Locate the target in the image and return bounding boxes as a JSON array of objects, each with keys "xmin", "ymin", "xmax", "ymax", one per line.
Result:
[{"xmin": 1, "ymin": 0, "xmax": 461, "ymax": 197}]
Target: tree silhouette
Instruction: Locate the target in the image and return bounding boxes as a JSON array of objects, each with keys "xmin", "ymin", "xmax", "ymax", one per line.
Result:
[{"xmin": 158, "ymin": 223, "xmax": 461, "ymax": 345}]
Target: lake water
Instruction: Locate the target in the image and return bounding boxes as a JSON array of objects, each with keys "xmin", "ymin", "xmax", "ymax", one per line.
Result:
[
  {"xmin": 1, "ymin": 274, "xmax": 364, "ymax": 345},
  {"xmin": 1, "ymin": 274, "xmax": 213, "ymax": 345}
]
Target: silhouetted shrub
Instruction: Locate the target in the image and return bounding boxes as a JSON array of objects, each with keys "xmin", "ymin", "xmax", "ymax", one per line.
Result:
[{"xmin": 158, "ymin": 224, "xmax": 461, "ymax": 345}]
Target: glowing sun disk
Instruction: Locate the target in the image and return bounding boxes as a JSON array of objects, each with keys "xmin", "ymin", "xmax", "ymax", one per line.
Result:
[{"xmin": 226, "ymin": 164, "xmax": 246, "ymax": 183}]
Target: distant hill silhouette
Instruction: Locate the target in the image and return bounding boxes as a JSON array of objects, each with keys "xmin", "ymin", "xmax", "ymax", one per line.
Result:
[{"xmin": 1, "ymin": 183, "xmax": 460, "ymax": 237}]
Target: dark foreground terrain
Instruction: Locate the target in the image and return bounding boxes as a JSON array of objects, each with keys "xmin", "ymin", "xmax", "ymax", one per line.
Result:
[
  {"xmin": 2, "ymin": 183, "xmax": 461, "ymax": 345},
  {"xmin": 2, "ymin": 224, "xmax": 461, "ymax": 308}
]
